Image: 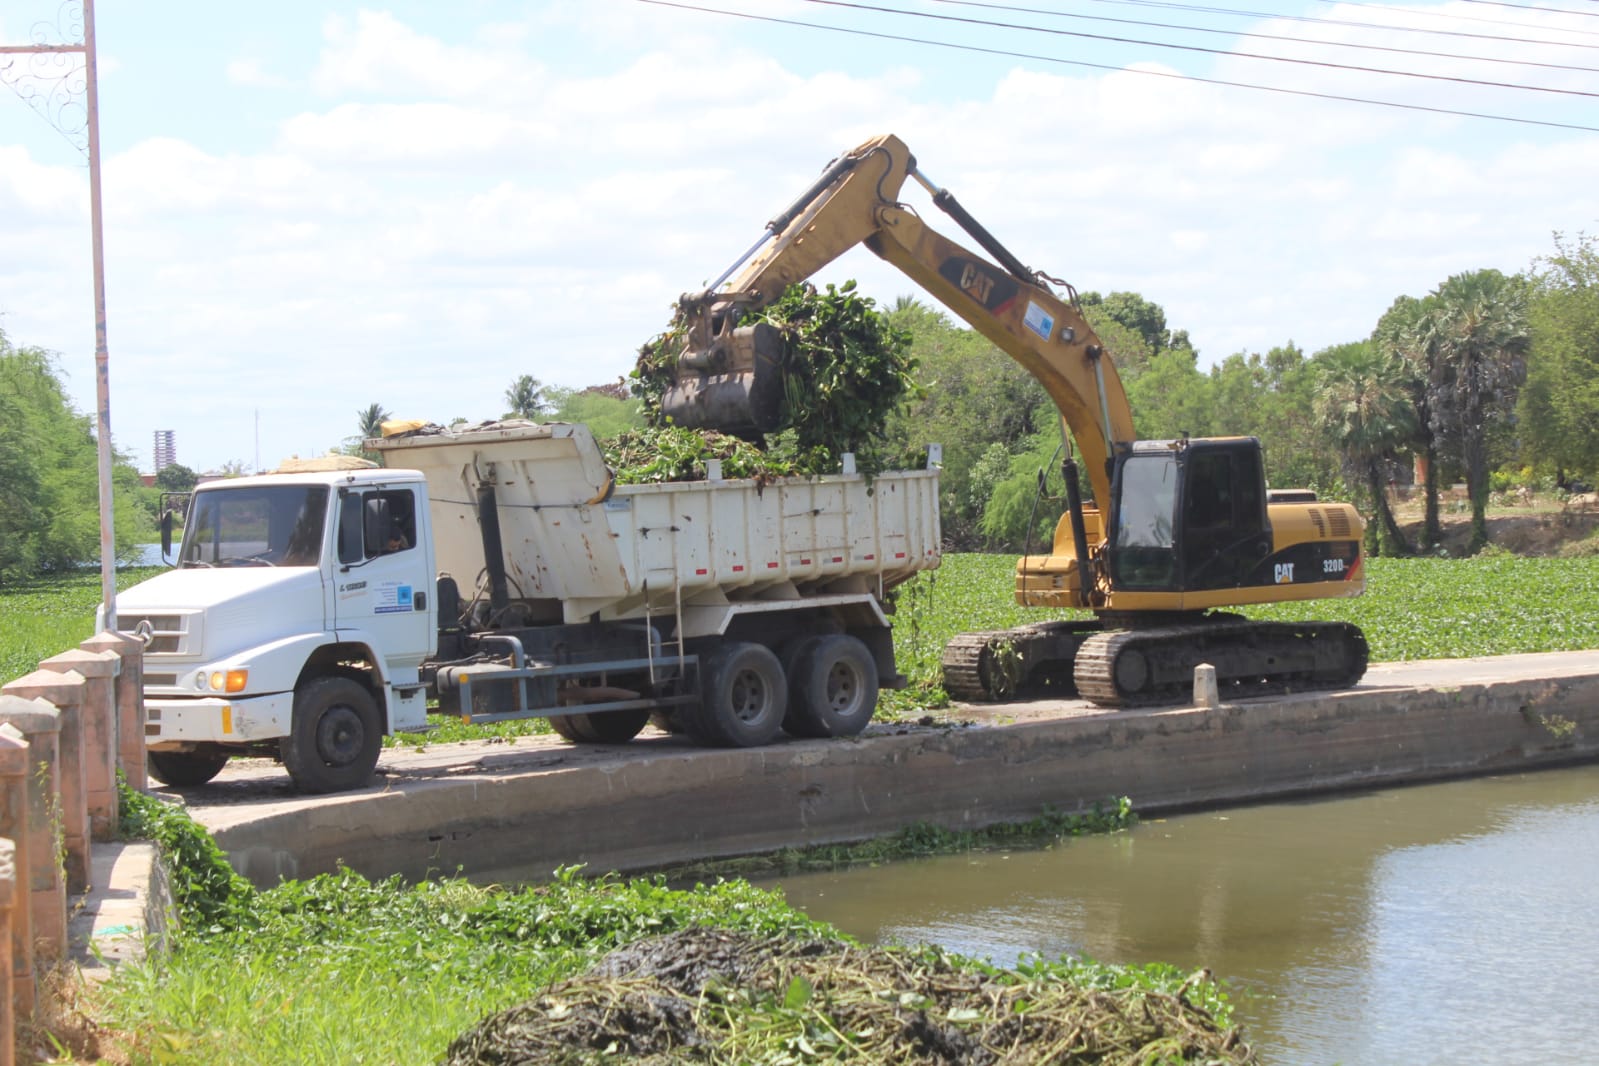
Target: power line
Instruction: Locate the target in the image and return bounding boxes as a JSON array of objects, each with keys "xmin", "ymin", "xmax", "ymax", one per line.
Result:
[
  {"xmin": 800, "ymin": 0, "xmax": 1599, "ymax": 98},
  {"xmin": 924, "ymin": 0, "xmax": 1599, "ymax": 73},
  {"xmin": 631, "ymin": 0, "xmax": 1599, "ymax": 132},
  {"xmin": 1311, "ymin": 0, "xmax": 1599, "ymax": 40},
  {"xmin": 1416, "ymin": 0, "xmax": 1599, "ymax": 19},
  {"xmin": 1125, "ymin": 0, "xmax": 1599, "ymax": 47}
]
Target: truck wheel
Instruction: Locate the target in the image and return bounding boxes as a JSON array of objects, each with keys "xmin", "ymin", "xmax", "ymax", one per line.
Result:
[
  {"xmin": 281, "ymin": 677, "xmax": 382, "ymax": 793},
  {"xmin": 549, "ymin": 709, "xmax": 650, "ymax": 744},
  {"xmin": 148, "ymin": 748, "xmax": 230, "ymax": 787},
  {"xmin": 778, "ymin": 636, "xmax": 823, "ymax": 736},
  {"xmin": 689, "ymin": 641, "xmax": 787, "ymax": 748},
  {"xmin": 787, "ymin": 634, "xmax": 879, "ymax": 738},
  {"xmin": 547, "ymin": 714, "xmax": 589, "ymax": 742}
]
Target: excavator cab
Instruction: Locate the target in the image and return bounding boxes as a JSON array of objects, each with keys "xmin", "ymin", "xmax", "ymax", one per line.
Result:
[{"xmin": 1107, "ymin": 438, "xmax": 1272, "ymax": 593}]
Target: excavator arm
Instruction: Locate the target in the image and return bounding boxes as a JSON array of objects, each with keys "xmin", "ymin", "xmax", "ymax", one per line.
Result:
[{"xmin": 666, "ymin": 133, "xmax": 1135, "ymax": 512}]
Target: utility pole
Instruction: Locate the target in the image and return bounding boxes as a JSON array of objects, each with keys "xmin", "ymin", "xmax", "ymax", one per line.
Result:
[{"xmin": 1, "ymin": 0, "xmax": 117, "ymax": 629}]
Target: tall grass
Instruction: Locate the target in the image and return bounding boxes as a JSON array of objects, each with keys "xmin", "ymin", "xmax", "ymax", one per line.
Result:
[{"xmin": 0, "ymin": 568, "xmax": 160, "ymax": 685}]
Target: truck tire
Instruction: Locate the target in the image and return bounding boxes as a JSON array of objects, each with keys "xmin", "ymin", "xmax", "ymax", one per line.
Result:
[
  {"xmin": 547, "ymin": 714, "xmax": 588, "ymax": 742},
  {"xmin": 778, "ymin": 636, "xmax": 823, "ymax": 736},
  {"xmin": 147, "ymin": 748, "xmax": 230, "ymax": 787},
  {"xmin": 281, "ymin": 677, "xmax": 382, "ymax": 793},
  {"xmin": 786, "ymin": 634, "xmax": 879, "ymax": 738},
  {"xmin": 548, "ymin": 709, "xmax": 650, "ymax": 744},
  {"xmin": 688, "ymin": 641, "xmax": 787, "ymax": 748}
]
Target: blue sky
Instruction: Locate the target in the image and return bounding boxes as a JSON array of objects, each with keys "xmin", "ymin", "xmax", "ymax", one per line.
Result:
[{"xmin": 2, "ymin": 0, "xmax": 1596, "ymax": 473}]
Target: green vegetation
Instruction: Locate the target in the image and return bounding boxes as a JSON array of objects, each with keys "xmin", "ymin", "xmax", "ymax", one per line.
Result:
[
  {"xmin": 603, "ymin": 425, "xmax": 814, "ymax": 484},
  {"xmin": 0, "ymin": 568, "xmax": 160, "ymax": 685},
  {"xmin": 0, "ymin": 330, "xmax": 152, "ymax": 583},
  {"xmin": 88, "ymin": 788, "xmax": 1225, "ymax": 1066},
  {"xmin": 633, "ymin": 281, "xmax": 919, "ymax": 476}
]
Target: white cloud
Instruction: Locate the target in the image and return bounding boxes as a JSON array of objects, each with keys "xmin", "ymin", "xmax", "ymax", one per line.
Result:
[
  {"xmin": 226, "ymin": 57, "xmax": 290, "ymax": 89},
  {"xmin": 2, "ymin": 2, "xmax": 1594, "ymax": 474},
  {"xmin": 312, "ymin": 10, "xmax": 544, "ymax": 101}
]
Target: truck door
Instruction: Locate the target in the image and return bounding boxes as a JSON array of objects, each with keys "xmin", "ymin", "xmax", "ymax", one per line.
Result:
[{"xmin": 332, "ymin": 486, "xmax": 434, "ymax": 681}]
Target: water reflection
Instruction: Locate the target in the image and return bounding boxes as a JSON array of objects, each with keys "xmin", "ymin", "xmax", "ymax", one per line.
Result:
[{"xmin": 756, "ymin": 766, "xmax": 1599, "ymax": 1065}]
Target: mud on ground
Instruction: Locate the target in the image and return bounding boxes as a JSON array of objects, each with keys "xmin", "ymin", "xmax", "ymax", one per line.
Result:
[{"xmin": 443, "ymin": 927, "xmax": 1255, "ymax": 1065}]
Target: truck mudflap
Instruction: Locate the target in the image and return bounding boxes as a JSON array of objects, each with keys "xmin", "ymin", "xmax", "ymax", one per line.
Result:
[{"xmin": 145, "ymin": 691, "xmax": 294, "ymax": 747}]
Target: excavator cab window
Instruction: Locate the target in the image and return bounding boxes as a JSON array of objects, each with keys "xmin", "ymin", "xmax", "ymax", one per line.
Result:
[
  {"xmin": 1178, "ymin": 441, "xmax": 1269, "ymax": 590},
  {"xmin": 1108, "ymin": 451, "xmax": 1179, "ymax": 590}
]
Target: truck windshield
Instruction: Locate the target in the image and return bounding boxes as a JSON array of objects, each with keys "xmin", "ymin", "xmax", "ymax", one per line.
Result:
[{"xmin": 179, "ymin": 485, "xmax": 330, "ymax": 568}]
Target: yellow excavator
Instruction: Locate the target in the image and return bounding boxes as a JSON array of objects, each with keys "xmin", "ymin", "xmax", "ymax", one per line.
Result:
[{"xmin": 661, "ymin": 133, "xmax": 1368, "ymax": 707}]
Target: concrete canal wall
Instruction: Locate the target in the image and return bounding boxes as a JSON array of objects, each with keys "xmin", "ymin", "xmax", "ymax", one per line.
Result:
[{"xmin": 192, "ymin": 651, "xmax": 1599, "ymax": 887}]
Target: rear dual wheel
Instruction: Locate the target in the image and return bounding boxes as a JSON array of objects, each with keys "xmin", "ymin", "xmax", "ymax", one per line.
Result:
[
  {"xmin": 686, "ymin": 641, "xmax": 787, "ymax": 747},
  {"xmin": 785, "ymin": 634, "xmax": 879, "ymax": 738}
]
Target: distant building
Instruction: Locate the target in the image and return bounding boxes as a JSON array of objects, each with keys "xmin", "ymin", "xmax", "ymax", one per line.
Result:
[{"xmin": 152, "ymin": 429, "xmax": 176, "ymax": 473}]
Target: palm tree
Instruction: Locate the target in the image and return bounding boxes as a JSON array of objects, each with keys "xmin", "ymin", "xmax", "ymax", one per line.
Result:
[
  {"xmin": 504, "ymin": 375, "xmax": 547, "ymax": 420},
  {"xmin": 357, "ymin": 403, "xmax": 389, "ymax": 443},
  {"xmin": 1314, "ymin": 345, "xmax": 1417, "ymax": 556},
  {"xmin": 1418, "ymin": 270, "xmax": 1530, "ymax": 554},
  {"xmin": 1372, "ymin": 295, "xmax": 1440, "ymax": 547}
]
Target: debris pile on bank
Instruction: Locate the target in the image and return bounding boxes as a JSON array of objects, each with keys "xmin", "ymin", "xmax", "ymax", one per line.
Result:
[{"xmin": 443, "ymin": 927, "xmax": 1255, "ymax": 1065}]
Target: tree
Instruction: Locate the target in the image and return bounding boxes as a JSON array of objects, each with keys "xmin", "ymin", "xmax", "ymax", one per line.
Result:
[
  {"xmin": 155, "ymin": 463, "xmax": 199, "ymax": 493},
  {"xmin": 1518, "ymin": 232, "xmax": 1599, "ymax": 483},
  {"xmin": 885, "ymin": 303, "xmax": 1053, "ymax": 548},
  {"xmin": 1125, "ymin": 349, "xmax": 1213, "ymax": 440},
  {"xmin": 544, "ymin": 385, "xmax": 645, "ymax": 438},
  {"xmin": 1372, "ymin": 295, "xmax": 1441, "ymax": 546},
  {"xmin": 1418, "ymin": 269, "xmax": 1530, "ymax": 553},
  {"xmin": 1078, "ymin": 291, "xmax": 1196, "ymax": 360},
  {"xmin": 1313, "ymin": 344, "xmax": 1416, "ymax": 556},
  {"xmin": 0, "ymin": 329, "xmax": 149, "ymax": 581},
  {"xmin": 357, "ymin": 403, "xmax": 389, "ymax": 442},
  {"xmin": 504, "ymin": 375, "xmax": 548, "ymax": 420}
]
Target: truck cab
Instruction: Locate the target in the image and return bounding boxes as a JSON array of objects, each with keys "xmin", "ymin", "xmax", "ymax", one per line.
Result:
[{"xmin": 112, "ymin": 467, "xmax": 437, "ymax": 791}]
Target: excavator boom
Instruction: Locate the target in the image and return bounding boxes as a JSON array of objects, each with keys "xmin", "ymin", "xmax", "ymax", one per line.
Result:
[{"xmin": 665, "ymin": 134, "xmax": 1133, "ymax": 510}]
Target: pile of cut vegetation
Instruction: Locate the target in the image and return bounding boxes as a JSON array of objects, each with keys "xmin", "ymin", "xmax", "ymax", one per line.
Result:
[
  {"xmin": 443, "ymin": 927, "xmax": 1254, "ymax": 1065},
  {"xmin": 601, "ymin": 426, "xmax": 811, "ymax": 485},
  {"xmin": 627, "ymin": 281, "xmax": 919, "ymax": 482}
]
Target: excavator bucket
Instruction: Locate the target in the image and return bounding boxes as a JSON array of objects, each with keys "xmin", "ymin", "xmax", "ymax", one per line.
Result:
[{"xmin": 659, "ymin": 320, "xmax": 788, "ymax": 437}]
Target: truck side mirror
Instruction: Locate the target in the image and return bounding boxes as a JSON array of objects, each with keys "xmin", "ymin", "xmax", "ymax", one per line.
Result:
[
  {"xmin": 364, "ymin": 496, "xmax": 392, "ymax": 557},
  {"xmin": 160, "ymin": 509, "xmax": 173, "ymax": 557},
  {"xmin": 339, "ymin": 494, "xmax": 365, "ymax": 564}
]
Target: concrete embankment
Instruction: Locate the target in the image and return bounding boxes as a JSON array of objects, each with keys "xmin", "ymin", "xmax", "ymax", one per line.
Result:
[{"xmin": 178, "ymin": 651, "xmax": 1599, "ymax": 888}]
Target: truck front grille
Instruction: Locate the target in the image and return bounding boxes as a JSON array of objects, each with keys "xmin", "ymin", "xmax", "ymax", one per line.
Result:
[{"xmin": 120, "ymin": 613, "xmax": 191, "ymax": 656}]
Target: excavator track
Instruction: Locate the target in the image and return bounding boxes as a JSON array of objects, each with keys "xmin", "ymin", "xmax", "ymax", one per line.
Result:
[
  {"xmin": 943, "ymin": 617, "xmax": 1368, "ymax": 708},
  {"xmin": 940, "ymin": 620, "xmax": 1102, "ymax": 702},
  {"xmin": 1074, "ymin": 619, "xmax": 1369, "ymax": 708}
]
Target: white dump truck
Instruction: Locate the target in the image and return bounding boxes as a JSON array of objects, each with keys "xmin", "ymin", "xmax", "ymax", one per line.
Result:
[{"xmin": 110, "ymin": 421, "xmax": 941, "ymax": 792}]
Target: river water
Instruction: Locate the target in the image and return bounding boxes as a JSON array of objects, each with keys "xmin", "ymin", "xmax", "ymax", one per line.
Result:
[{"xmin": 754, "ymin": 765, "xmax": 1599, "ymax": 1065}]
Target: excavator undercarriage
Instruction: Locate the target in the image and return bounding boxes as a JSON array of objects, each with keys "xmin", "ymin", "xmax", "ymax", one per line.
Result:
[{"xmin": 942, "ymin": 615, "xmax": 1369, "ymax": 708}]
